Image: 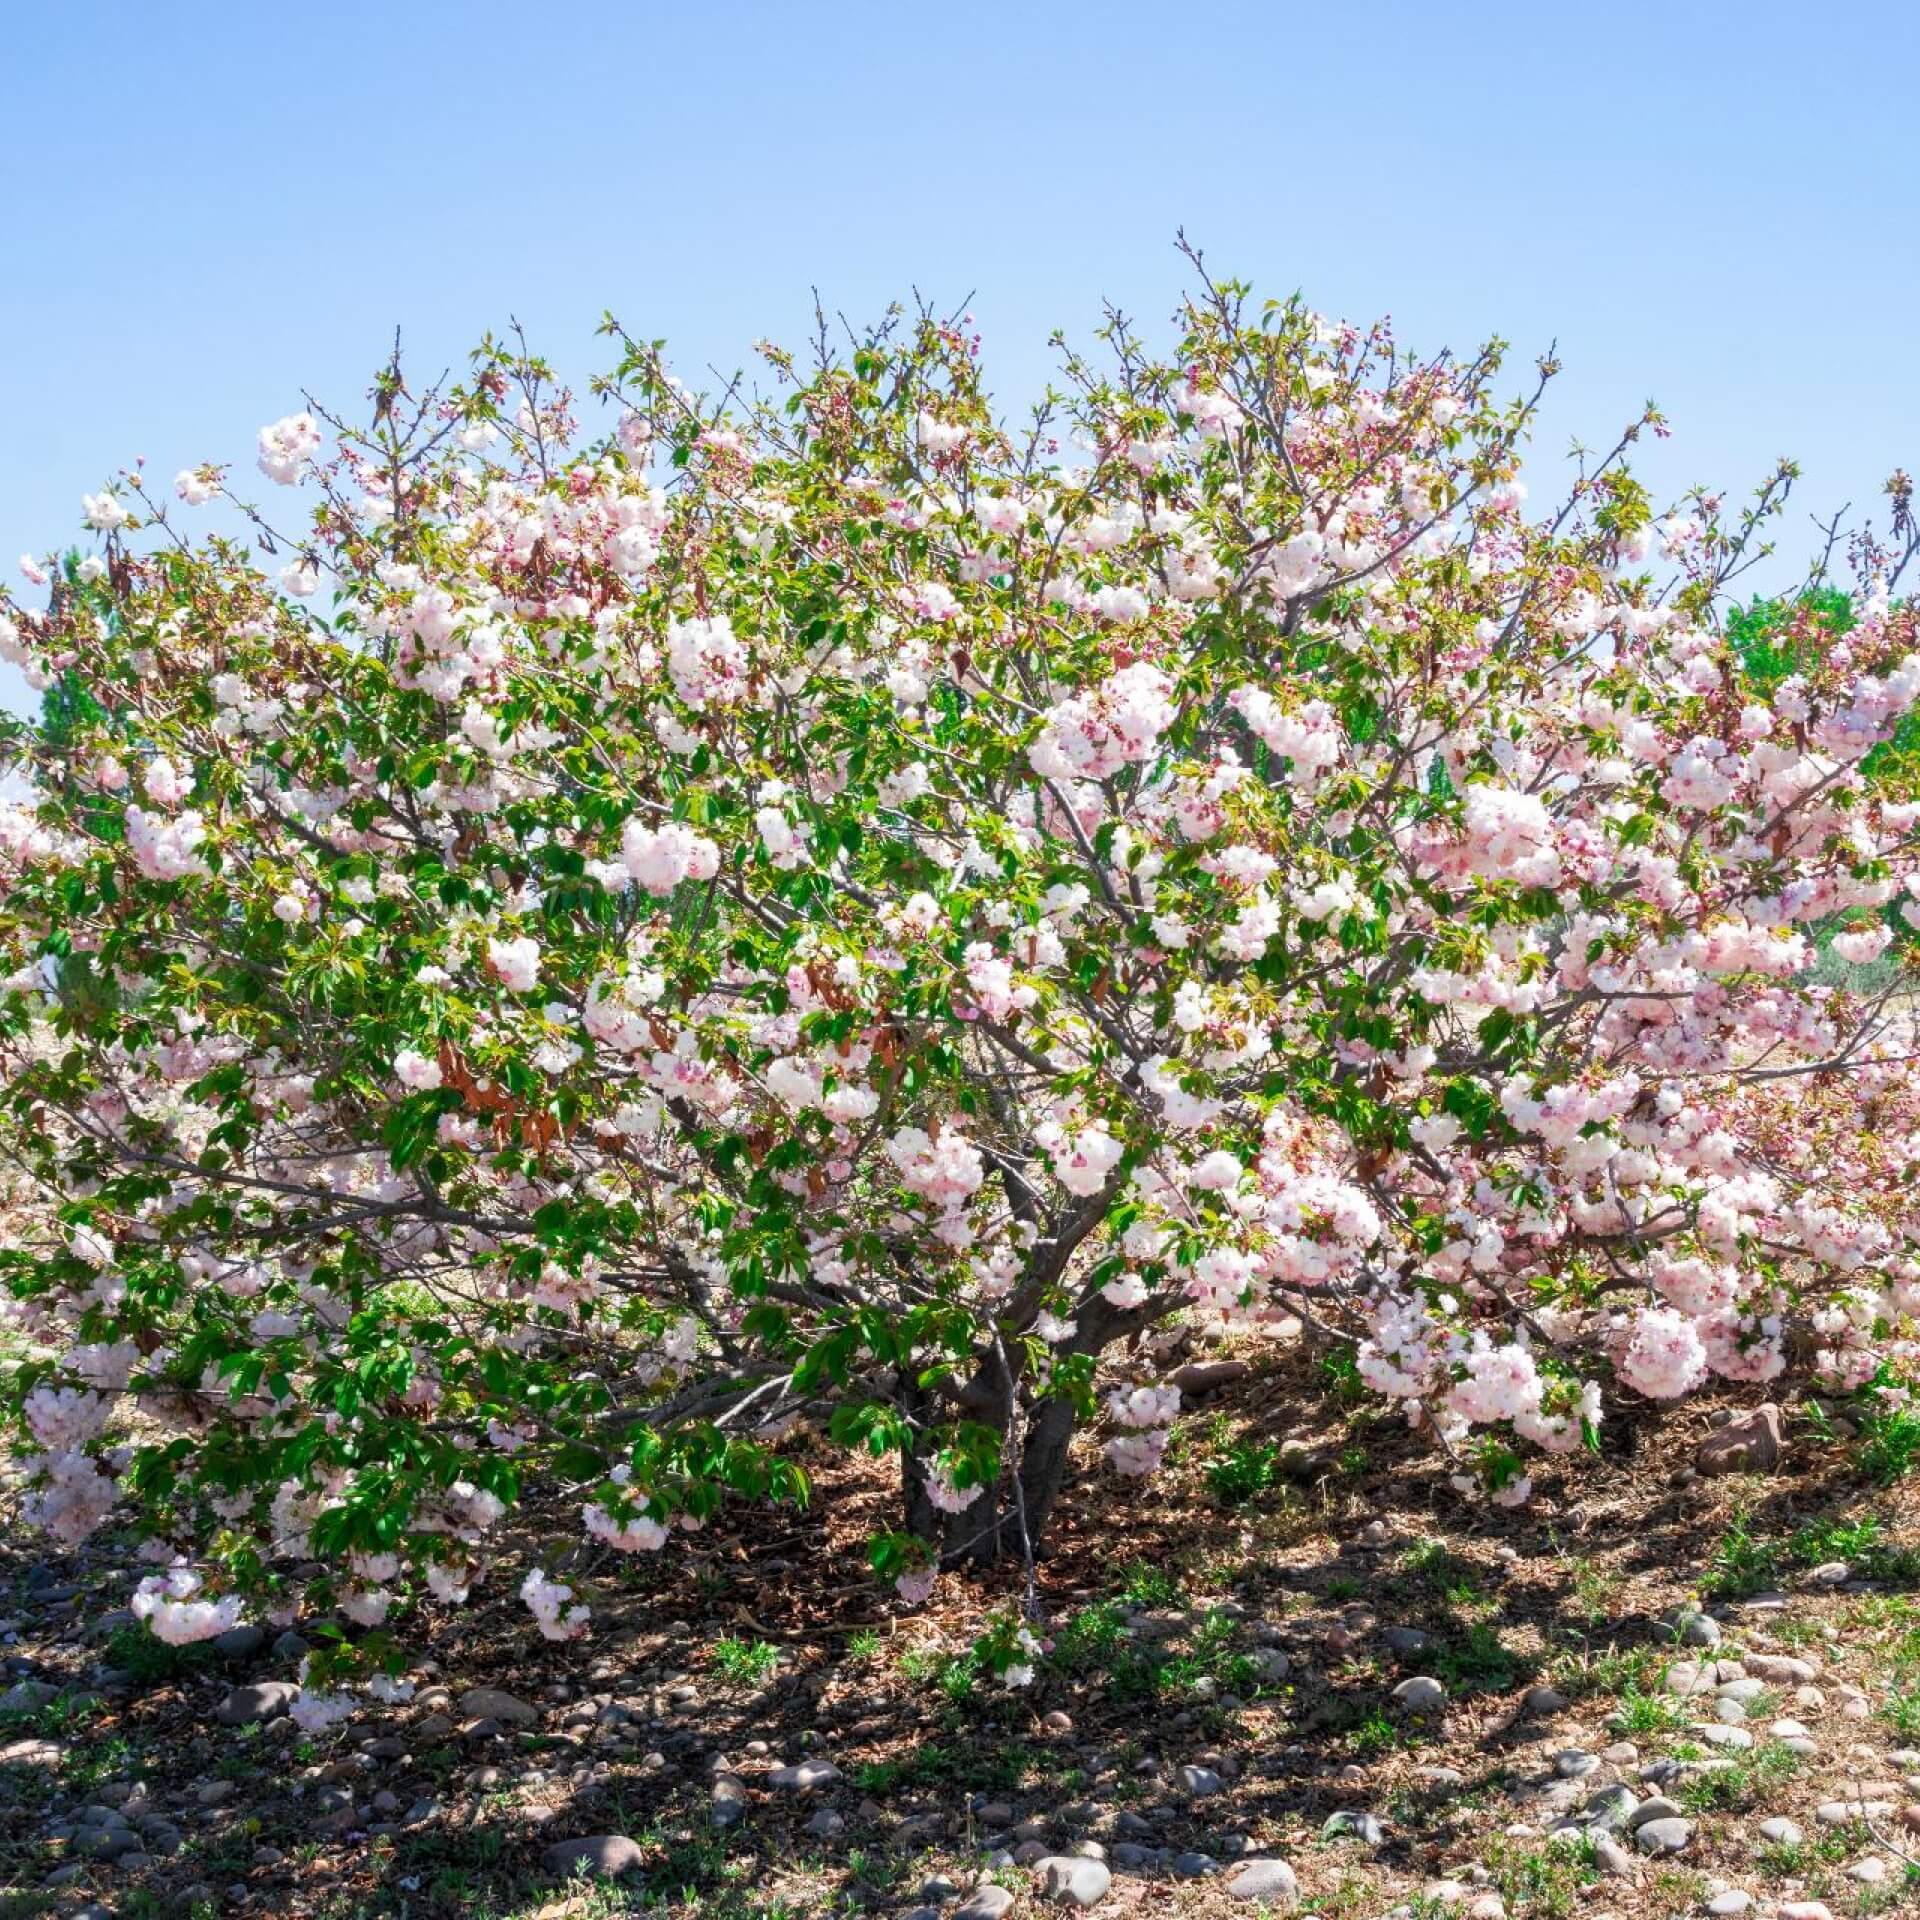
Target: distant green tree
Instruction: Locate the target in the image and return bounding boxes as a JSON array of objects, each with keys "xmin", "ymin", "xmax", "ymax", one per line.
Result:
[
  {"xmin": 39, "ymin": 670, "xmax": 103, "ymax": 755},
  {"xmin": 1729, "ymin": 586, "xmax": 1920, "ymax": 790},
  {"xmin": 1728, "ymin": 585, "xmax": 1918, "ymax": 986},
  {"xmin": 1726, "ymin": 585, "xmax": 1855, "ymax": 691},
  {"xmin": 34, "ymin": 556, "xmax": 107, "ymax": 755}
]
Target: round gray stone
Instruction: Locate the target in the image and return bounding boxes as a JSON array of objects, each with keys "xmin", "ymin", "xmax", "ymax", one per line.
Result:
[
  {"xmin": 1229, "ymin": 1858, "xmax": 1300, "ymax": 1905},
  {"xmin": 543, "ymin": 1834, "xmax": 645, "ymax": 1879},
  {"xmin": 1633, "ymin": 1816, "xmax": 1693, "ymax": 1856},
  {"xmin": 1321, "ymin": 1809, "xmax": 1385, "ymax": 1844},
  {"xmin": 954, "ymin": 1890, "xmax": 1016, "ymax": 1920},
  {"xmin": 768, "ymin": 1759, "xmax": 842, "ymax": 1792},
  {"xmin": 1392, "ymin": 1675, "xmax": 1447, "ymax": 1713},
  {"xmin": 456, "ymin": 1687, "xmax": 538, "ymax": 1726},
  {"xmin": 1035, "ymin": 1856, "xmax": 1112, "ymax": 1906},
  {"xmin": 214, "ymin": 1681, "xmax": 297, "ymax": 1727}
]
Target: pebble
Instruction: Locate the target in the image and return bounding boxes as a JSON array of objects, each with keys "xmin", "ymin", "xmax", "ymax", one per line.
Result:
[
  {"xmin": 1582, "ymin": 1785, "xmax": 1638, "ymax": 1831},
  {"xmin": 1633, "ymin": 1816, "xmax": 1693, "ymax": 1855},
  {"xmin": 768, "ymin": 1759, "xmax": 841, "ymax": 1792},
  {"xmin": 1743, "ymin": 1653, "xmax": 1820, "ymax": 1683},
  {"xmin": 543, "ymin": 1833, "xmax": 645, "ymax": 1879},
  {"xmin": 1756, "ymin": 1816, "xmax": 1803, "ymax": 1844},
  {"xmin": 1228, "ymin": 1859, "xmax": 1299, "ymax": 1904},
  {"xmin": 214, "ymin": 1681, "xmax": 297, "ymax": 1727},
  {"xmin": 711, "ymin": 1774, "xmax": 748, "ymax": 1827},
  {"xmin": 1321, "ymin": 1809, "xmax": 1385, "ymax": 1844},
  {"xmin": 1177, "ymin": 1764, "xmax": 1223, "ymax": 1798},
  {"xmin": 1034, "ymin": 1856, "xmax": 1111, "ymax": 1906},
  {"xmin": 1169, "ymin": 1360, "xmax": 1255, "ymax": 1398},
  {"xmin": 1628, "ymin": 1796, "xmax": 1684, "ymax": 1829},
  {"xmin": 1692, "ymin": 1724, "xmax": 1752, "ymax": 1749},
  {"xmin": 75, "ymin": 1825, "xmax": 136, "ymax": 1861},
  {"xmin": 457, "ymin": 1688, "xmax": 538, "ymax": 1726},
  {"xmin": 1591, "ymin": 1836, "xmax": 1634, "ymax": 1875},
  {"xmin": 1706, "ymin": 1894, "xmax": 1753, "ymax": 1915},
  {"xmin": 955, "ymin": 1891, "xmax": 1016, "ymax": 1920},
  {"xmin": 1553, "ymin": 1749, "xmax": 1598, "ymax": 1778},
  {"xmin": 1393, "ymin": 1675, "xmax": 1448, "ymax": 1713}
]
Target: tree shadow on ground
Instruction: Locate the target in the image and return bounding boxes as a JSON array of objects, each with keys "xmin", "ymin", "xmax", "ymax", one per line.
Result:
[{"xmin": 4, "ymin": 1344, "xmax": 1918, "ymax": 1916}]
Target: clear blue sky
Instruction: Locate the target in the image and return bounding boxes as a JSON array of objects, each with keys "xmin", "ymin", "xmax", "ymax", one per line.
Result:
[{"xmin": 4, "ymin": 0, "xmax": 1915, "ymax": 712}]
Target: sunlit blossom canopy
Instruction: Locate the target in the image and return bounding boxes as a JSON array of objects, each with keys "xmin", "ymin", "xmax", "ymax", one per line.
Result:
[{"xmin": 2, "ymin": 268, "xmax": 1917, "ymax": 1693}]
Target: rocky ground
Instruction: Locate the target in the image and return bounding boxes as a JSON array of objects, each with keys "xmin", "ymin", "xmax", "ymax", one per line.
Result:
[{"xmin": 4, "ymin": 1343, "xmax": 1920, "ymax": 1920}]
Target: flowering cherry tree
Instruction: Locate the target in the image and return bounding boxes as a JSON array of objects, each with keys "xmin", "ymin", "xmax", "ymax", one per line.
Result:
[{"xmin": 4, "ymin": 261, "xmax": 1919, "ymax": 1685}]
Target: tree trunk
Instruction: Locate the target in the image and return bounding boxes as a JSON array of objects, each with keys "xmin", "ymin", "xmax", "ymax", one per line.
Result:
[
  {"xmin": 1012, "ymin": 1395, "xmax": 1078, "ymax": 1546},
  {"xmin": 899, "ymin": 1289, "xmax": 1156, "ymax": 1565},
  {"xmin": 901, "ymin": 1380, "xmax": 1080, "ymax": 1568}
]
